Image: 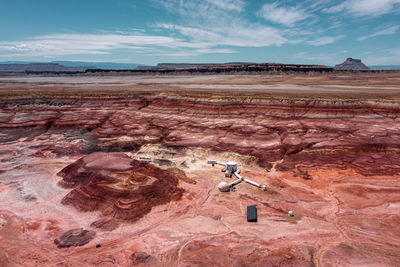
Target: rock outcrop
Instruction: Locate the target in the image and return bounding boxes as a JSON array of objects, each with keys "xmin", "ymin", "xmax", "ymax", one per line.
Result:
[
  {"xmin": 54, "ymin": 228, "xmax": 96, "ymax": 248},
  {"xmin": 335, "ymin": 58, "xmax": 369, "ymax": 70},
  {"xmin": 57, "ymin": 152, "xmax": 186, "ymax": 221}
]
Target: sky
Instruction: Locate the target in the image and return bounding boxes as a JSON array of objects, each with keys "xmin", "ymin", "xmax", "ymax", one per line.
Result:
[{"xmin": 0, "ymin": 0, "xmax": 399, "ymax": 66}]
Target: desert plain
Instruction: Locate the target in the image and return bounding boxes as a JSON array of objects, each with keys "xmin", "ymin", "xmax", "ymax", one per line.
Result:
[{"xmin": 1, "ymin": 72, "xmax": 400, "ymax": 266}]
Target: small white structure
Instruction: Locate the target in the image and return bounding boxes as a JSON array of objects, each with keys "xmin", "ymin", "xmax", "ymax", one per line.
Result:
[
  {"xmin": 139, "ymin": 156, "xmax": 152, "ymax": 162},
  {"xmin": 262, "ymin": 185, "xmax": 267, "ymax": 191},
  {"xmin": 207, "ymin": 160, "xmax": 217, "ymax": 166},
  {"xmin": 207, "ymin": 159, "xmax": 236, "ymax": 177},
  {"xmin": 218, "ymin": 182, "xmax": 230, "ymax": 192},
  {"xmin": 244, "ymin": 178, "xmax": 260, "ymax": 188},
  {"xmin": 207, "ymin": 160, "xmax": 227, "ymax": 167},
  {"xmin": 225, "ymin": 162, "xmax": 238, "ymax": 177},
  {"xmin": 288, "ymin": 211, "xmax": 294, "ymax": 217},
  {"xmin": 229, "ymin": 176, "xmax": 243, "ymax": 187}
]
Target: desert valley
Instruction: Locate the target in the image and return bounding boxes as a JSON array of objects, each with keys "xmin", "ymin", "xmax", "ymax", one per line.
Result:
[{"xmin": 1, "ymin": 71, "xmax": 400, "ymax": 266}]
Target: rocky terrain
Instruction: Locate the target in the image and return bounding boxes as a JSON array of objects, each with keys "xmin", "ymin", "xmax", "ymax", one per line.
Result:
[{"xmin": 0, "ymin": 73, "xmax": 400, "ymax": 266}]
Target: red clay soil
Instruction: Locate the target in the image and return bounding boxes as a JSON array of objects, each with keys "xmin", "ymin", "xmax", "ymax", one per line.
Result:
[
  {"xmin": 130, "ymin": 252, "xmax": 152, "ymax": 265},
  {"xmin": 1, "ymin": 79, "xmax": 400, "ymax": 266},
  {"xmin": 90, "ymin": 217, "xmax": 119, "ymax": 231}
]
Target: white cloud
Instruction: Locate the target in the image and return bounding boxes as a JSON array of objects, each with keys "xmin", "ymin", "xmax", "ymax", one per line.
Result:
[
  {"xmin": 154, "ymin": 0, "xmax": 347, "ymax": 51},
  {"xmin": 0, "ymin": 33, "xmax": 184, "ymax": 57},
  {"xmin": 157, "ymin": 23, "xmax": 287, "ymax": 47},
  {"xmin": 258, "ymin": 3, "xmax": 309, "ymax": 26},
  {"xmin": 0, "ymin": 0, "xmax": 253, "ymax": 59},
  {"xmin": 322, "ymin": 3, "xmax": 346, "ymax": 13},
  {"xmin": 155, "ymin": 0, "xmax": 287, "ymax": 47},
  {"xmin": 158, "ymin": 0, "xmax": 244, "ymax": 12},
  {"xmin": 307, "ymin": 35, "xmax": 345, "ymax": 46},
  {"xmin": 0, "ymin": 1, "xmax": 385, "ymax": 60},
  {"xmin": 151, "ymin": 48, "xmax": 237, "ymax": 57},
  {"xmin": 307, "ymin": 0, "xmax": 336, "ymax": 10},
  {"xmin": 0, "ymin": 31, "xmax": 240, "ymax": 58},
  {"xmin": 323, "ymin": 0, "xmax": 400, "ymax": 17},
  {"xmin": 358, "ymin": 25, "xmax": 399, "ymax": 40},
  {"xmin": 156, "ymin": 0, "xmax": 244, "ymax": 24},
  {"xmin": 204, "ymin": 0, "xmax": 245, "ymax": 12}
]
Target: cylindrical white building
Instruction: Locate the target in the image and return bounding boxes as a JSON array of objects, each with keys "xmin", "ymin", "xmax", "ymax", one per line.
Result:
[{"xmin": 226, "ymin": 162, "xmax": 237, "ymax": 173}]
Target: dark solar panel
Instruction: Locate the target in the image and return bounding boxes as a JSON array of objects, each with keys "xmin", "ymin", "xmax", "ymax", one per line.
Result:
[{"xmin": 247, "ymin": 205, "xmax": 257, "ymax": 222}]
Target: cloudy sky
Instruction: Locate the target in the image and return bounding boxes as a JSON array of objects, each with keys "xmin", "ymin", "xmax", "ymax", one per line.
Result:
[{"xmin": 1, "ymin": 0, "xmax": 399, "ymax": 65}]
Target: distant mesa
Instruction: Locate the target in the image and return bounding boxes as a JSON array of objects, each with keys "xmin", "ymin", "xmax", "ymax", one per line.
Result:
[
  {"xmin": 0, "ymin": 62, "xmax": 90, "ymax": 72},
  {"xmin": 0, "ymin": 61, "xmax": 143, "ymax": 72},
  {"xmin": 335, "ymin": 58, "xmax": 369, "ymax": 70},
  {"xmin": 137, "ymin": 62, "xmax": 257, "ymax": 69},
  {"xmin": 156, "ymin": 62, "xmax": 257, "ymax": 69}
]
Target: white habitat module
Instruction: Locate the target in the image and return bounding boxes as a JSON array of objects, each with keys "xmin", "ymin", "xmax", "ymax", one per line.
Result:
[
  {"xmin": 225, "ymin": 161, "xmax": 237, "ymax": 178},
  {"xmin": 139, "ymin": 156, "xmax": 152, "ymax": 162},
  {"xmin": 207, "ymin": 159, "xmax": 217, "ymax": 166},
  {"xmin": 262, "ymin": 185, "xmax": 267, "ymax": 191},
  {"xmin": 218, "ymin": 182, "xmax": 230, "ymax": 192},
  {"xmin": 207, "ymin": 159, "xmax": 226, "ymax": 167},
  {"xmin": 226, "ymin": 162, "xmax": 237, "ymax": 173},
  {"xmin": 244, "ymin": 179, "xmax": 260, "ymax": 188}
]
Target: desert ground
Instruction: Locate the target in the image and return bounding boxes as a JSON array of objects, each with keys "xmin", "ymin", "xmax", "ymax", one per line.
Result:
[{"xmin": 1, "ymin": 72, "xmax": 400, "ymax": 266}]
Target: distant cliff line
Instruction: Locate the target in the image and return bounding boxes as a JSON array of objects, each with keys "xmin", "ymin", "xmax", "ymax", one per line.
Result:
[
  {"xmin": 1, "ymin": 62, "xmax": 399, "ymax": 76},
  {"xmin": 16, "ymin": 63, "xmax": 331, "ymax": 76}
]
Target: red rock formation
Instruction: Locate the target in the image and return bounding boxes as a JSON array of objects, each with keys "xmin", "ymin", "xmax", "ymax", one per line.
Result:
[
  {"xmin": 57, "ymin": 152, "xmax": 185, "ymax": 221},
  {"xmin": 54, "ymin": 228, "xmax": 96, "ymax": 248}
]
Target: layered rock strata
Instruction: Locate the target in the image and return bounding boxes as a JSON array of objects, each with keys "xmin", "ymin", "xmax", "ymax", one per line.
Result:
[
  {"xmin": 2, "ymin": 96, "xmax": 398, "ymax": 177},
  {"xmin": 1, "ymin": 95, "xmax": 400, "ymax": 266}
]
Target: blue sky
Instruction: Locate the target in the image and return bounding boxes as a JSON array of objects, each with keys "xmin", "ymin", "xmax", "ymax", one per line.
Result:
[{"xmin": 0, "ymin": 0, "xmax": 399, "ymax": 65}]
